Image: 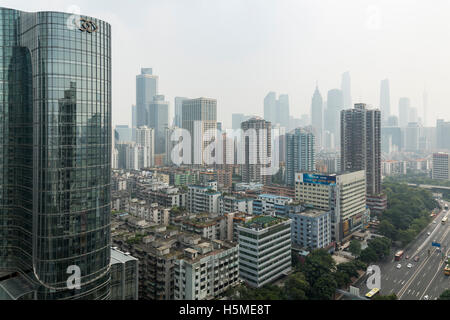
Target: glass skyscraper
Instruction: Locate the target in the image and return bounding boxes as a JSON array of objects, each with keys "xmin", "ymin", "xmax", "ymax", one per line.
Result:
[{"xmin": 0, "ymin": 7, "xmax": 111, "ymax": 300}]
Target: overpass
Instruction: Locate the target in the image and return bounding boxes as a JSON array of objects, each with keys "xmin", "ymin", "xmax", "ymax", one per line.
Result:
[{"xmin": 407, "ymin": 183, "xmax": 450, "ymax": 191}]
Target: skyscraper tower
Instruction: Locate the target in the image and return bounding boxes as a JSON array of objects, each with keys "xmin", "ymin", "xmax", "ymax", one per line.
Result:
[
  {"xmin": 341, "ymin": 72, "xmax": 352, "ymax": 110},
  {"xmin": 174, "ymin": 97, "xmax": 188, "ymax": 128},
  {"xmin": 341, "ymin": 104, "xmax": 382, "ymax": 196},
  {"xmin": 136, "ymin": 68, "xmax": 158, "ymax": 127},
  {"xmin": 0, "ymin": 7, "xmax": 111, "ymax": 300},
  {"xmin": 264, "ymin": 92, "xmax": 277, "ymax": 124},
  {"xmin": 182, "ymin": 98, "xmax": 217, "ymax": 165},
  {"xmin": 241, "ymin": 117, "xmax": 272, "ymax": 185},
  {"xmin": 285, "ymin": 128, "xmax": 316, "ymax": 186},
  {"xmin": 148, "ymin": 95, "xmax": 169, "ymax": 154},
  {"xmin": 398, "ymin": 97, "xmax": 411, "ymax": 128},
  {"xmin": 311, "ymin": 85, "xmax": 323, "ymax": 150},
  {"xmin": 276, "ymin": 94, "xmax": 290, "ymax": 129},
  {"xmin": 325, "ymin": 89, "xmax": 343, "ymax": 148},
  {"xmin": 380, "ymin": 79, "xmax": 391, "ymax": 125},
  {"xmin": 423, "ymin": 89, "xmax": 428, "ymax": 127}
]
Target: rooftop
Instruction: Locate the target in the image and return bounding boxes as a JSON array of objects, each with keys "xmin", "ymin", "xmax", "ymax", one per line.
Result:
[{"xmin": 243, "ymin": 215, "xmax": 288, "ymax": 230}]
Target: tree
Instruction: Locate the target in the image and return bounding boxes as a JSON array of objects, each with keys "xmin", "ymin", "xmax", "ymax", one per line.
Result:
[
  {"xmin": 439, "ymin": 289, "xmax": 450, "ymax": 300},
  {"xmin": 373, "ymin": 293, "xmax": 398, "ymax": 300},
  {"xmin": 378, "ymin": 220, "xmax": 396, "ymax": 240},
  {"xmin": 300, "ymin": 250, "xmax": 335, "ymax": 287},
  {"xmin": 348, "ymin": 240, "xmax": 362, "ymax": 257},
  {"xmin": 360, "ymin": 247, "xmax": 378, "ymax": 263},
  {"xmin": 284, "ymin": 272, "xmax": 309, "ymax": 300},
  {"xmin": 310, "ymin": 274, "xmax": 337, "ymax": 300}
]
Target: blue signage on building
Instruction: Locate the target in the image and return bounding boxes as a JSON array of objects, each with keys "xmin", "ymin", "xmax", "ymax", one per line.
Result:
[{"xmin": 297, "ymin": 173, "xmax": 337, "ymax": 186}]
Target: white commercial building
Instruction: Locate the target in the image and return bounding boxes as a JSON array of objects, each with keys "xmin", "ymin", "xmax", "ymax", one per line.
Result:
[
  {"xmin": 237, "ymin": 216, "xmax": 292, "ymax": 288},
  {"xmin": 295, "ymin": 171, "xmax": 369, "ymax": 243}
]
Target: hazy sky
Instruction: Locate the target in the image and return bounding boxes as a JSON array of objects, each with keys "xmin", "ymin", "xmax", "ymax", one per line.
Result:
[{"xmin": 4, "ymin": 0, "xmax": 450, "ymax": 128}]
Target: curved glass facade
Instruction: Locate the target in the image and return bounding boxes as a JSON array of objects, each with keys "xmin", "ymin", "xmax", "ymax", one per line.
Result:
[{"xmin": 0, "ymin": 8, "xmax": 111, "ymax": 300}]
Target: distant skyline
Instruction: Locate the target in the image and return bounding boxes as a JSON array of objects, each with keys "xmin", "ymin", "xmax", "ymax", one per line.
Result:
[{"xmin": 4, "ymin": 0, "xmax": 450, "ymax": 128}]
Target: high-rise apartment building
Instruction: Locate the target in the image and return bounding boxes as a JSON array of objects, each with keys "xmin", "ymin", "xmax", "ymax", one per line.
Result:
[
  {"xmin": 240, "ymin": 117, "xmax": 272, "ymax": 185},
  {"xmin": 0, "ymin": 8, "xmax": 111, "ymax": 300},
  {"xmin": 285, "ymin": 128, "xmax": 316, "ymax": 186},
  {"xmin": 136, "ymin": 126, "xmax": 155, "ymax": 168},
  {"xmin": 432, "ymin": 153, "xmax": 450, "ymax": 180},
  {"xmin": 182, "ymin": 98, "xmax": 217, "ymax": 165},
  {"xmin": 341, "ymin": 103, "xmax": 382, "ymax": 196},
  {"xmin": 136, "ymin": 68, "xmax": 158, "ymax": 127}
]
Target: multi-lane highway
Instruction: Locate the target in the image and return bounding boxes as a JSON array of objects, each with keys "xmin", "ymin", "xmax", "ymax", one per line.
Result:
[{"xmin": 357, "ymin": 200, "xmax": 450, "ymax": 300}]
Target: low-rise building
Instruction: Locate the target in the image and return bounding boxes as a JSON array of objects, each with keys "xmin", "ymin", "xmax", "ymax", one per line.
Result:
[
  {"xmin": 289, "ymin": 208, "xmax": 331, "ymax": 249},
  {"xmin": 174, "ymin": 239, "xmax": 239, "ymax": 300}
]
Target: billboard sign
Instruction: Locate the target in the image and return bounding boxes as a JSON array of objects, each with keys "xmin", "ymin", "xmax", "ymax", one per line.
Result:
[{"xmin": 296, "ymin": 173, "xmax": 337, "ymax": 186}]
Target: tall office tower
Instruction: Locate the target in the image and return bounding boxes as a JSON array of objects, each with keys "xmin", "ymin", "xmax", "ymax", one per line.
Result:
[
  {"xmin": 398, "ymin": 97, "xmax": 411, "ymax": 128},
  {"xmin": 432, "ymin": 153, "xmax": 450, "ymax": 180},
  {"xmin": 115, "ymin": 125, "xmax": 133, "ymax": 142},
  {"xmin": 232, "ymin": 113, "xmax": 250, "ymax": 130},
  {"xmin": 136, "ymin": 68, "xmax": 158, "ymax": 127},
  {"xmin": 381, "ymin": 127, "xmax": 403, "ymax": 153},
  {"xmin": 136, "ymin": 126, "xmax": 155, "ymax": 168},
  {"xmin": 241, "ymin": 117, "xmax": 272, "ymax": 185},
  {"xmin": 380, "ymin": 79, "xmax": 391, "ymax": 125},
  {"xmin": 409, "ymin": 107, "xmax": 418, "ymax": 124},
  {"xmin": 264, "ymin": 92, "xmax": 277, "ymax": 124},
  {"xmin": 276, "ymin": 94, "xmax": 290, "ymax": 129},
  {"xmin": 341, "ymin": 72, "xmax": 352, "ymax": 109},
  {"xmin": 174, "ymin": 97, "xmax": 188, "ymax": 128},
  {"xmin": 311, "ymin": 85, "xmax": 323, "ymax": 150},
  {"xmin": 285, "ymin": 128, "xmax": 315, "ymax": 186},
  {"xmin": 148, "ymin": 95, "xmax": 169, "ymax": 154},
  {"xmin": 436, "ymin": 119, "xmax": 450, "ymax": 150},
  {"xmin": 341, "ymin": 104, "xmax": 382, "ymax": 197},
  {"xmin": 387, "ymin": 115, "xmax": 399, "ymax": 127},
  {"xmin": 300, "ymin": 114, "xmax": 310, "ymax": 127},
  {"xmin": 423, "ymin": 90, "xmax": 428, "ymax": 127},
  {"xmin": 131, "ymin": 105, "xmax": 137, "ymax": 141},
  {"xmin": 404, "ymin": 122, "xmax": 420, "ymax": 152},
  {"xmin": 182, "ymin": 98, "xmax": 217, "ymax": 165},
  {"xmin": 0, "ymin": 8, "xmax": 111, "ymax": 300},
  {"xmin": 326, "ymin": 89, "xmax": 344, "ymax": 147}
]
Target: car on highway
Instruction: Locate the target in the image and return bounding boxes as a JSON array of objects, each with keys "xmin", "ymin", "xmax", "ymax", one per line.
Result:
[
  {"xmin": 427, "ymin": 232, "xmax": 431, "ymax": 236},
  {"xmin": 433, "ymin": 221, "xmax": 437, "ymax": 224},
  {"xmin": 397, "ymin": 264, "xmax": 402, "ymax": 269},
  {"xmin": 407, "ymin": 263, "xmax": 413, "ymax": 268},
  {"xmin": 414, "ymin": 256, "xmax": 420, "ymax": 262}
]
